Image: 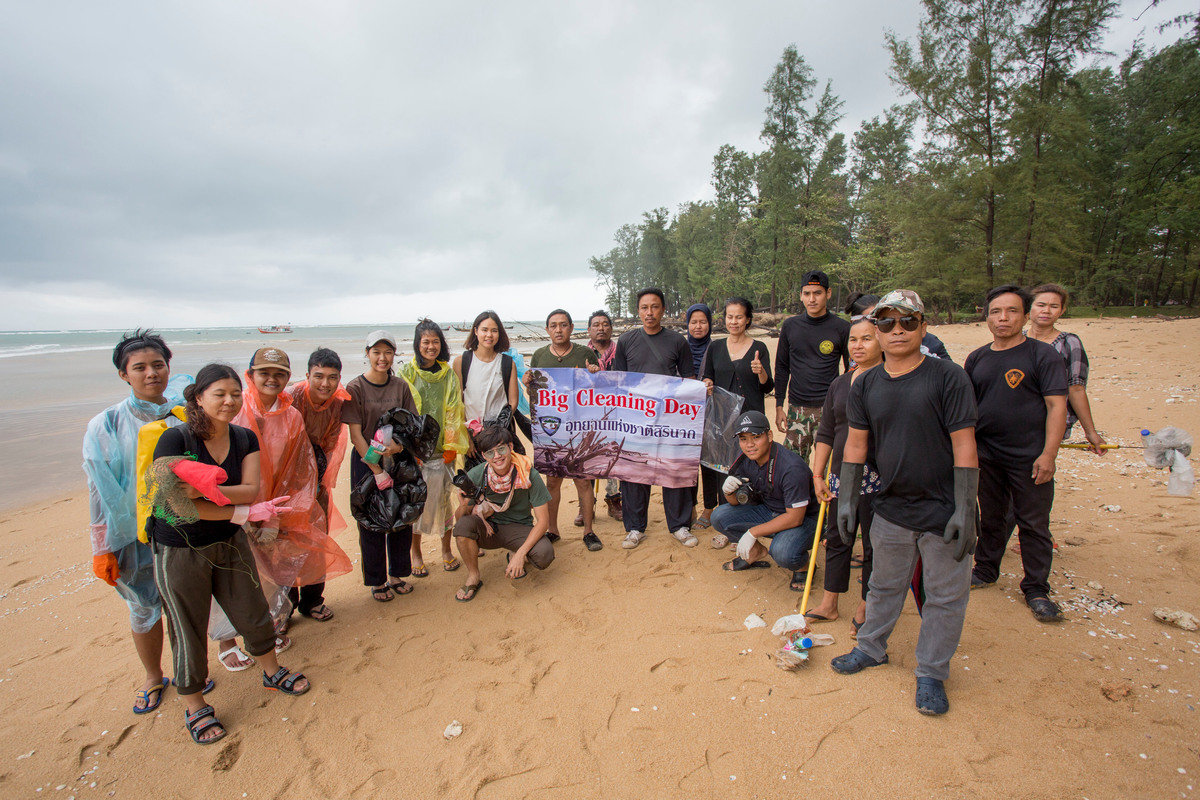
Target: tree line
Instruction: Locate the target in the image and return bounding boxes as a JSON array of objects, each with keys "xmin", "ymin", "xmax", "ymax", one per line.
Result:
[{"xmin": 589, "ymin": 0, "xmax": 1199, "ymax": 319}]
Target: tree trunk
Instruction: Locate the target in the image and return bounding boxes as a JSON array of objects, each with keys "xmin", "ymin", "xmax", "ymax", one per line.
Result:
[{"xmin": 1152, "ymin": 228, "xmax": 1173, "ymax": 308}]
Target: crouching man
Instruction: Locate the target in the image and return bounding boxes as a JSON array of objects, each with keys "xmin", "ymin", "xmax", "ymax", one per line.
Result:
[
  {"xmin": 711, "ymin": 410, "xmax": 817, "ymax": 587},
  {"xmin": 451, "ymin": 426, "xmax": 555, "ymax": 602}
]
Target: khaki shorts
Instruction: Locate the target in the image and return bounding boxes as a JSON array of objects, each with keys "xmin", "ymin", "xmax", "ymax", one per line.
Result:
[{"xmin": 452, "ymin": 515, "xmax": 555, "ymax": 570}]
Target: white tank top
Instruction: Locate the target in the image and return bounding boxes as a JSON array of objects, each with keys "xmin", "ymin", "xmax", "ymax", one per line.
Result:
[{"xmin": 463, "ymin": 353, "xmax": 507, "ymax": 422}]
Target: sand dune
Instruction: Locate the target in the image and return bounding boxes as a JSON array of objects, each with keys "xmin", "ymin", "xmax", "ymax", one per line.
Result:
[{"xmin": 0, "ymin": 317, "xmax": 1197, "ymax": 798}]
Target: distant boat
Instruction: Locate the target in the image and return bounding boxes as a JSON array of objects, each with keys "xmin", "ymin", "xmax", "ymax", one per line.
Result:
[{"xmin": 258, "ymin": 325, "xmax": 293, "ymax": 334}]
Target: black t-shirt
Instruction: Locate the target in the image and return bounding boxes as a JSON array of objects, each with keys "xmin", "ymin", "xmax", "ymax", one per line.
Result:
[
  {"xmin": 730, "ymin": 442, "xmax": 812, "ymax": 516},
  {"xmin": 847, "ymin": 357, "xmax": 977, "ymax": 532},
  {"xmin": 775, "ymin": 312, "xmax": 851, "ymax": 407},
  {"xmin": 815, "ymin": 369, "xmax": 877, "ymax": 474},
  {"xmin": 611, "ymin": 328, "xmax": 694, "ymax": 378},
  {"xmin": 963, "ymin": 338, "xmax": 1068, "ymax": 463},
  {"xmin": 702, "ymin": 338, "xmax": 775, "ymax": 415},
  {"xmin": 151, "ymin": 424, "xmax": 260, "ymax": 548}
]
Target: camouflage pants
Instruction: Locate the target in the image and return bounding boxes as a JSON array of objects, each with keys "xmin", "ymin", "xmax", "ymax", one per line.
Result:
[{"xmin": 784, "ymin": 405, "xmax": 823, "ymax": 464}]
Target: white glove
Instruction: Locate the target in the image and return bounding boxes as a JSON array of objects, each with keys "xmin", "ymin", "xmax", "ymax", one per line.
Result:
[
  {"xmin": 723, "ymin": 476, "xmax": 744, "ymax": 495},
  {"xmin": 736, "ymin": 531, "xmax": 757, "ymax": 561}
]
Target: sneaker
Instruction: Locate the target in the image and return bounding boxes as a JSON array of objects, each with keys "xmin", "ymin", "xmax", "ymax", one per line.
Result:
[
  {"xmin": 621, "ymin": 530, "xmax": 646, "ymax": 549},
  {"xmin": 606, "ymin": 495, "xmax": 623, "ymax": 522},
  {"xmin": 915, "ymin": 677, "xmax": 949, "ymax": 715},
  {"xmin": 672, "ymin": 527, "xmax": 698, "ymax": 547},
  {"xmin": 573, "ymin": 512, "xmax": 584, "ymax": 527},
  {"xmin": 1028, "ymin": 595, "xmax": 1063, "ymax": 622},
  {"xmin": 970, "ymin": 574, "xmax": 995, "ymax": 590},
  {"xmin": 830, "ymin": 647, "xmax": 888, "ymax": 675},
  {"xmin": 710, "ymin": 533, "xmax": 729, "ymax": 549},
  {"xmin": 582, "ymin": 532, "xmax": 603, "ymax": 552}
]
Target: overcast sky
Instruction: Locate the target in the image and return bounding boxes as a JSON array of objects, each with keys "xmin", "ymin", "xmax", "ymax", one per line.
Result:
[{"xmin": 0, "ymin": 0, "xmax": 1187, "ymax": 330}]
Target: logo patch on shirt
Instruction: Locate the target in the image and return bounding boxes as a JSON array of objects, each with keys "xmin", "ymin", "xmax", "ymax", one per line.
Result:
[
  {"xmin": 819, "ymin": 340, "xmax": 835, "ymax": 355},
  {"xmin": 1005, "ymin": 369, "xmax": 1025, "ymax": 389},
  {"xmin": 539, "ymin": 416, "xmax": 561, "ymax": 436}
]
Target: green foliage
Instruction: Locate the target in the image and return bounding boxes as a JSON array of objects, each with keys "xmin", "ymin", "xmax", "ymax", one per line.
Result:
[{"xmin": 589, "ymin": 15, "xmax": 1200, "ymax": 317}]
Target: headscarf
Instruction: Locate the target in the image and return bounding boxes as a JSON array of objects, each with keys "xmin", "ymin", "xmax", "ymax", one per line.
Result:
[{"xmin": 685, "ymin": 303, "xmax": 713, "ymax": 376}]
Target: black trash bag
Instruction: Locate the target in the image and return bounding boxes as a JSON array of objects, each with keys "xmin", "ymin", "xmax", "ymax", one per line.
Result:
[
  {"xmin": 349, "ymin": 449, "xmax": 428, "ymax": 533},
  {"xmin": 375, "ymin": 408, "xmax": 441, "ymax": 462},
  {"xmin": 390, "ymin": 454, "xmax": 422, "ymax": 484}
]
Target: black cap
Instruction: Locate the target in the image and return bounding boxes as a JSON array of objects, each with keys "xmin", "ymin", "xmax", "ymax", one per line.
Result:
[
  {"xmin": 801, "ymin": 270, "xmax": 829, "ymax": 289},
  {"xmin": 733, "ymin": 410, "xmax": 771, "ymax": 436}
]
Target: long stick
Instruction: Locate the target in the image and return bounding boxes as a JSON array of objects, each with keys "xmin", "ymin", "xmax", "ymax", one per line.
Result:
[
  {"xmin": 799, "ymin": 462, "xmax": 832, "ymax": 617},
  {"xmin": 1060, "ymin": 443, "xmax": 1123, "ymax": 450}
]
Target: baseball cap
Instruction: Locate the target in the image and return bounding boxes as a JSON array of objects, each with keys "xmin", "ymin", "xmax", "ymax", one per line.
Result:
[
  {"xmin": 733, "ymin": 410, "xmax": 771, "ymax": 436},
  {"xmin": 801, "ymin": 270, "xmax": 829, "ymax": 289},
  {"xmin": 873, "ymin": 289, "xmax": 925, "ymax": 316},
  {"xmin": 365, "ymin": 330, "xmax": 397, "ymax": 350},
  {"xmin": 249, "ymin": 347, "xmax": 291, "ymax": 374}
]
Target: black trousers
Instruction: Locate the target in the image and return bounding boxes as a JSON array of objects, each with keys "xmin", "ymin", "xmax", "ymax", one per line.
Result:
[
  {"xmin": 620, "ymin": 481, "xmax": 693, "ymax": 533},
  {"xmin": 692, "ymin": 466, "xmax": 724, "ymax": 511},
  {"xmin": 822, "ymin": 493, "xmax": 875, "ymax": 599},
  {"xmin": 351, "ymin": 451, "xmax": 413, "ymax": 587},
  {"xmin": 973, "ymin": 457, "xmax": 1055, "ymax": 598},
  {"xmin": 288, "ymin": 583, "xmax": 325, "ymax": 615}
]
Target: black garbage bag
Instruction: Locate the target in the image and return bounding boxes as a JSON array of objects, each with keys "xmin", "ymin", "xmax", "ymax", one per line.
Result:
[
  {"xmin": 349, "ymin": 447, "xmax": 428, "ymax": 533},
  {"xmin": 375, "ymin": 407, "xmax": 442, "ymax": 462}
]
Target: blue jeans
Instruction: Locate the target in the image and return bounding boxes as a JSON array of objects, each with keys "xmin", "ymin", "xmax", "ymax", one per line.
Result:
[{"xmin": 710, "ymin": 503, "xmax": 818, "ymax": 571}]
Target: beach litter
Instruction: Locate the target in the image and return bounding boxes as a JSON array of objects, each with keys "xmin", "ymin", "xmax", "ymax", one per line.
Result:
[
  {"xmin": 1153, "ymin": 608, "xmax": 1199, "ymax": 632},
  {"xmin": 443, "ymin": 720, "xmax": 462, "ymax": 740},
  {"xmin": 744, "ymin": 613, "xmax": 766, "ymax": 630},
  {"xmin": 770, "ymin": 614, "xmax": 834, "ymax": 670}
]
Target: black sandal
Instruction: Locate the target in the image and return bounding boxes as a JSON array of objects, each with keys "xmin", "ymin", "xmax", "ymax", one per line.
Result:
[
  {"xmin": 184, "ymin": 704, "xmax": 227, "ymax": 745},
  {"xmin": 263, "ymin": 667, "xmax": 310, "ymax": 696}
]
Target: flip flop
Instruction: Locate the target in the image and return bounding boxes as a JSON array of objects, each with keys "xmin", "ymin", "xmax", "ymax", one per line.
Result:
[
  {"xmin": 274, "ymin": 635, "xmax": 291, "ymax": 655},
  {"xmin": 505, "ymin": 552, "xmax": 527, "ymax": 579},
  {"xmin": 218, "ymin": 645, "xmax": 255, "ymax": 672},
  {"xmin": 305, "ymin": 604, "xmax": 335, "ymax": 621},
  {"xmin": 721, "ymin": 558, "xmax": 770, "ymax": 572},
  {"xmin": 805, "ymin": 612, "xmax": 833, "ymax": 622},
  {"xmin": 443, "ymin": 556, "xmax": 461, "ymax": 572},
  {"xmin": 372, "ymin": 585, "xmax": 394, "ymax": 602},
  {"xmin": 410, "ymin": 564, "xmax": 430, "ymax": 578},
  {"xmin": 388, "ymin": 580, "xmax": 414, "ymax": 595},
  {"xmin": 455, "ymin": 580, "xmax": 483, "ymax": 602},
  {"xmin": 850, "ymin": 619, "xmax": 863, "ymax": 639},
  {"xmin": 171, "ymin": 677, "xmax": 215, "ymax": 694},
  {"xmin": 133, "ymin": 677, "xmax": 169, "ymax": 714},
  {"xmin": 790, "ymin": 570, "xmax": 807, "ymax": 593}
]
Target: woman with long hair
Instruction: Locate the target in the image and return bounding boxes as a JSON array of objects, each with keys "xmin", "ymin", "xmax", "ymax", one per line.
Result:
[
  {"xmin": 341, "ymin": 330, "xmax": 419, "ymax": 594},
  {"xmin": 400, "ymin": 320, "xmax": 471, "ymax": 576},
  {"xmin": 150, "ymin": 364, "xmax": 309, "ymax": 745},
  {"xmin": 453, "ymin": 311, "xmax": 522, "ymax": 465}
]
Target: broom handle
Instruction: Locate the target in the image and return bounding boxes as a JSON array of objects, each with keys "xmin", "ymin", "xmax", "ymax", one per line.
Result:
[
  {"xmin": 1060, "ymin": 443, "xmax": 1123, "ymax": 450},
  {"xmin": 799, "ymin": 460, "xmax": 833, "ymax": 617}
]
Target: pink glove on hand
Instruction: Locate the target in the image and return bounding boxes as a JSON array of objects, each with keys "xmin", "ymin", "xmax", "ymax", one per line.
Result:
[
  {"xmin": 231, "ymin": 496, "xmax": 293, "ymax": 525},
  {"xmin": 374, "ymin": 472, "xmax": 394, "ymax": 490}
]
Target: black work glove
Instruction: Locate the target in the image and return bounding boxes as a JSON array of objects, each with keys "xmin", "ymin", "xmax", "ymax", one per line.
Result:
[
  {"xmin": 943, "ymin": 466, "xmax": 980, "ymax": 562},
  {"xmin": 836, "ymin": 462, "xmax": 865, "ymax": 547}
]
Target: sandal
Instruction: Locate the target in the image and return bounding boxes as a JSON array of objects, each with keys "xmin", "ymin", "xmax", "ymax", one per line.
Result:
[
  {"xmin": 710, "ymin": 534, "xmax": 729, "ymax": 549},
  {"xmin": 262, "ymin": 666, "xmax": 310, "ymax": 696},
  {"xmin": 171, "ymin": 677, "xmax": 215, "ymax": 694},
  {"xmin": 721, "ymin": 558, "xmax": 770, "ymax": 572},
  {"xmin": 410, "ymin": 564, "xmax": 430, "ymax": 578},
  {"xmin": 545, "ymin": 531, "xmax": 561, "ymax": 543},
  {"xmin": 133, "ymin": 678, "xmax": 169, "ymax": 715},
  {"xmin": 455, "ymin": 580, "xmax": 483, "ymax": 602},
  {"xmin": 305, "ymin": 604, "xmax": 335, "ymax": 622},
  {"xmin": 218, "ymin": 646, "xmax": 255, "ymax": 672},
  {"xmin": 443, "ymin": 556, "xmax": 461, "ymax": 572},
  {"xmin": 184, "ymin": 704, "xmax": 227, "ymax": 745},
  {"xmin": 692, "ymin": 516, "xmax": 712, "ymax": 530},
  {"xmin": 372, "ymin": 585, "xmax": 394, "ymax": 602},
  {"xmin": 388, "ymin": 579, "xmax": 414, "ymax": 595},
  {"xmin": 274, "ymin": 635, "xmax": 291, "ymax": 655}
]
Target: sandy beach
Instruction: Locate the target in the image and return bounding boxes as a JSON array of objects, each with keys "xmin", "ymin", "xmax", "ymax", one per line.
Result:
[{"xmin": 1, "ymin": 317, "xmax": 1197, "ymax": 799}]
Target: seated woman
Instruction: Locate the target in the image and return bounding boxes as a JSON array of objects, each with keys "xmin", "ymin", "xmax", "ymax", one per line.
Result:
[
  {"xmin": 150, "ymin": 364, "xmax": 310, "ymax": 746},
  {"xmin": 450, "ymin": 426, "xmax": 554, "ymax": 602}
]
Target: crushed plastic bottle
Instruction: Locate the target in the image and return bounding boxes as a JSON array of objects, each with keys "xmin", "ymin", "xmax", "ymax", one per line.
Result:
[{"xmin": 1168, "ymin": 450, "xmax": 1194, "ymax": 497}]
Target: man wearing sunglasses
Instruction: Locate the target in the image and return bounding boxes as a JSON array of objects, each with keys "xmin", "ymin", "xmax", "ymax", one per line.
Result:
[
  {"xmin": 829, "ymin": 289, "xmax": 980, "ymax": 717},
  {"xmin": 775, "ymin": 270, "xmax": 851, "ymax": 462},
  {"xmin": 964, "ymin": 285, "xmax": 1068, "ymax": 623},
  {"xmin": 450, "ymin": 426, "xmax": 554, "ymax": 602}
]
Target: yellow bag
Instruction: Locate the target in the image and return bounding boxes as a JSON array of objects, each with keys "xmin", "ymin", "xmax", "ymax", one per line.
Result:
[{"xmin": 135, "ymin": 407, "xmax": 187, "ymax": 543}]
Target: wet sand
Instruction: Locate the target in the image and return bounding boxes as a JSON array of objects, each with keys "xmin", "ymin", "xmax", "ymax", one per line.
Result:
[{"xmin": 1, "ymin": 317, "xmax": 1197, "ymax": 798}]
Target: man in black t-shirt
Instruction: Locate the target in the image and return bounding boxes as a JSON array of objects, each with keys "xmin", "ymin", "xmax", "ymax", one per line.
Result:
[
  {"xmin": 710, "ymin": 411, "xmax": 817, "ymax": 582},
  {"xmin": 829, "ymin": 289, "xmax": 979, "ymax": 717},
  {"xmin": 775, "ymin": 271, "xmax": 851, "ymax": 462},
  {"xmin": 964, "ymin": 285, "xmax": 1068, "ymax": 623},
  {"xmin": 610, "ymin": 287, "xmax": 698, "ymax": 549}
]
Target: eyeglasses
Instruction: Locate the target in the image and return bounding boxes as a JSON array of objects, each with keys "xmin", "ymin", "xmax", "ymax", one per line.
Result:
[
  {"xmin": 483, "ymin": 444, "xmax": 511, "ymax": 460},
  {"xmin": 874, "ymin": 315, "xmax": 922, "ymax": 333}
]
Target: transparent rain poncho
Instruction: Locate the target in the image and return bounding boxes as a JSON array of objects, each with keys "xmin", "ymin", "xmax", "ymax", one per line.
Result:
[{"xmin": 401, "ymin": 359, "xmax": 470, "ymax": 537}]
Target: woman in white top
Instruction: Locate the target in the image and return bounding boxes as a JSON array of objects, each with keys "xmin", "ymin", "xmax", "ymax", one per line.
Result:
[{"xmin": 453, "ymin": 311, "xmax": 521, "ymax": 463}]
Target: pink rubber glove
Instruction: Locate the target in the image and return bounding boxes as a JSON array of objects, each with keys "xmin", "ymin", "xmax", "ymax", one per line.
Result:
[
  {"xmin": 374, "ymin": 472, "xmax": 394, "ymax": 490},
  {"xmin": 231, "ymin": 496, "xmax": 293, "ymax": 525}
]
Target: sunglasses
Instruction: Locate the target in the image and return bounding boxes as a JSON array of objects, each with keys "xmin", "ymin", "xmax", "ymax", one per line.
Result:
[
  {"xmin": 874, "ymin": 315, "xmax": 922, "ymax": 333},
  {"xmin": 483, "ymin": 444, "xmax": 511, "ymax": 460}
]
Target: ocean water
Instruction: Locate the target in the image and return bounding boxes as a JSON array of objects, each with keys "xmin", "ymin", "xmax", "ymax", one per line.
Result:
[{"xmin": 0, "ymin": 323, "xmax": 553, "ymax": 513}]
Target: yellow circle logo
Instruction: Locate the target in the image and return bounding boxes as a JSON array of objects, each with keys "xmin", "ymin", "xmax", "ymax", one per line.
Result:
[{"xmin": 819, "ymin": 340, "xmax": 835, "ymax": 355}]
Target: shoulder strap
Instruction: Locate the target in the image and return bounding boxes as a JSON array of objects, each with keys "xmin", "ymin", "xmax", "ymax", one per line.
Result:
[
  {"xmin": 501, "ymin": 354, "xmax": 513, "ymax": 387},
  {"xmin": 461, "ymin": 351, "xmax": 473, "ymax": 388}
]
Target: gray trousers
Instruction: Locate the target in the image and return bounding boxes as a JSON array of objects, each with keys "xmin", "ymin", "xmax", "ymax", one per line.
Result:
[{"xmin": 855, "ymin": 515, "xmax": 971, "ymax": 681}]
